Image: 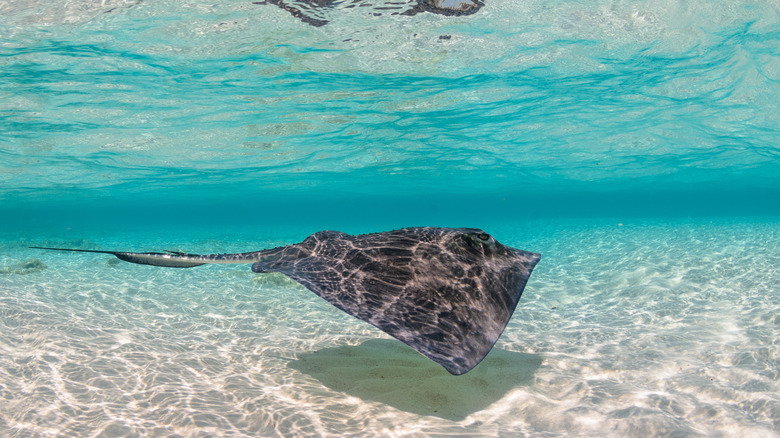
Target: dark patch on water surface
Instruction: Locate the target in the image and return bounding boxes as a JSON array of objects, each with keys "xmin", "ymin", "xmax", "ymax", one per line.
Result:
[{"xmin": 253, "ymin": 0, "xmax": 485, "ymax": 26}]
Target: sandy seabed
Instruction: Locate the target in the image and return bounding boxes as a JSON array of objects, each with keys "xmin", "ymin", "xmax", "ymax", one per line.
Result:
[{"xmin": 1, "ymin": 218, "xmax": 778, "ymax": 437}]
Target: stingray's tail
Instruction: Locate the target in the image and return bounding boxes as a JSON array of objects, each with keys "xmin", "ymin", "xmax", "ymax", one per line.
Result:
[{"xmin": 30, "ymin": 246, "xmax": 263, "ymax": 268}]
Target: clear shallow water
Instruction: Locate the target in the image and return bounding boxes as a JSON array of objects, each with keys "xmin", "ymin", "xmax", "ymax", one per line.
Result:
[
  {"xmin": 2, "ymin": 218, "xmax": 779, "ymax": 436},
  {"xmin": 1, "ymin": 0, "xmax": 780, "ymax": 436}
]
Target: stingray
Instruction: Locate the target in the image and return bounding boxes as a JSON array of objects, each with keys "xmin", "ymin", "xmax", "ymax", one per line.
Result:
[{"xmin": 32, "ymin": 227, "xmax": 540, "ymax": 375}]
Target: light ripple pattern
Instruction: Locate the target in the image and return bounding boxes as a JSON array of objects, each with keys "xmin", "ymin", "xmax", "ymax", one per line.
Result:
[{"xmin": 0, "ymin": 0, "xmax": 778, "ymax": 203}]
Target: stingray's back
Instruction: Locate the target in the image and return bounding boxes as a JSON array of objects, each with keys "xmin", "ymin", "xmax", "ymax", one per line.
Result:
[{"xmin": 253, "ymin": 228, "xmax": 540, "ymax": 375}]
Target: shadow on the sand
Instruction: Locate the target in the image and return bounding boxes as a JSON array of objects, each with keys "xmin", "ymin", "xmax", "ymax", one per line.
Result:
[{"xmin": 289, "ymin": 338, "xmax": 542, "ymax": 421}]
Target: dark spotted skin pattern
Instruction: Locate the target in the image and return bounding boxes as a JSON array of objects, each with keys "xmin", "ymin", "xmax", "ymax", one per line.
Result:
[
  {"xmin": 32, "ymin": 227, "xmax": 540, "ymax": 375},
  {"xmin": 251, "ymin": 228, "xmax": 540, "ymax": 374}
]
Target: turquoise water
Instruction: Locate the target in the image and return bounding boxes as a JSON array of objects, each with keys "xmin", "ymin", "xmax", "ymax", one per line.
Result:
[{"xmin": 1, "ymin": 0, "xmax": 779, "ymax": 436}]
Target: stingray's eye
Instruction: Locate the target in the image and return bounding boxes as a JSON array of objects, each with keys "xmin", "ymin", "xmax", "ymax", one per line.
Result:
[{"xmin": 460, "ymin": 232, "xmax": 494, "ymax": 252}]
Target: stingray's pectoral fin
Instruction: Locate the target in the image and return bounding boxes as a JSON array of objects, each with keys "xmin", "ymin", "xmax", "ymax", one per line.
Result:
[{"xmin": 28, "ymin": 246, "xmax": 264, "ymax": 268}]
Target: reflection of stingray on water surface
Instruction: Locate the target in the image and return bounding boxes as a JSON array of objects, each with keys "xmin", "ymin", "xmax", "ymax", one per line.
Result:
[
  {"xmin": 289, "ymin": 339, "xmax": 542, "ymax": 420},
  {"xmin": 253, "ymin": 0, "xmax": 486, "ymax": 26},
  {"xmin": 33, "ymin": 227, "xmax": 540, "ymax": 375}
]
